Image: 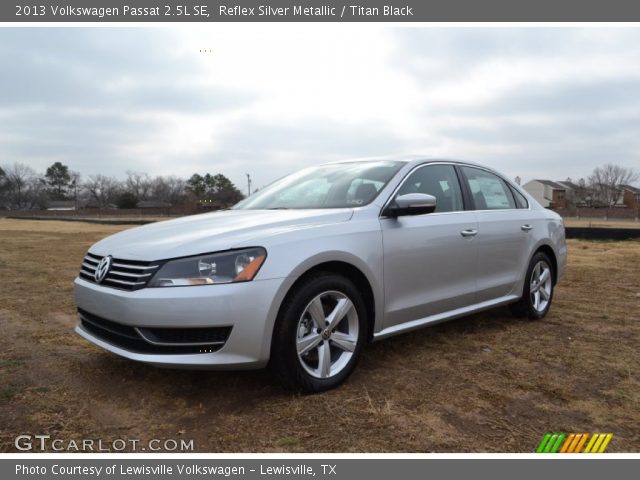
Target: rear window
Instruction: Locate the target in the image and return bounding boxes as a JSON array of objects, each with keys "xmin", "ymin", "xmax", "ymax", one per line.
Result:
[
  {"xmin": 509, "ymin": 185, "xmax": 529, "ymax": 209},
  {"xmin": 462, "ymin": 166, "xmax": 516, "ymax": 210}
]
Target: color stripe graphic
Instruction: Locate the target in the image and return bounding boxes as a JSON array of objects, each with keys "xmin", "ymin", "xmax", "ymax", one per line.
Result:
[{"xmin": 536, "ymin": 433, "xmax": 613, "ymax": 453}]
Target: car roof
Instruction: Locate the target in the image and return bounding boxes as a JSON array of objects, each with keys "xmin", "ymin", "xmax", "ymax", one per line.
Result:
[{"xmin": 323, "ymin": 155, "xmax": 490, "ymax": 170}]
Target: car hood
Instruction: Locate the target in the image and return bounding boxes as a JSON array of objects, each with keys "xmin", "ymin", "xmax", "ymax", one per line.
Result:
[{"xmin": 89, "ymin": 208, "xmax": 354, "ymax": 261}]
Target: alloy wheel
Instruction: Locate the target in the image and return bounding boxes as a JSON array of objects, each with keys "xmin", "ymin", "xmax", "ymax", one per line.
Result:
[
  {"xmin": 530, "ymin": 260, "xmax": 552, "ymax": 313},
  {"xmin": 296, "ymin": 290, "xmax": 359, "ymax": 379}
]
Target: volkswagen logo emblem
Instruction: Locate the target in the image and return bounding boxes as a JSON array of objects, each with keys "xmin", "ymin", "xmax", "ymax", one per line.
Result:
[{"xmin": 94, "ymin": 256, "xmax": 112, "ymax": 283}]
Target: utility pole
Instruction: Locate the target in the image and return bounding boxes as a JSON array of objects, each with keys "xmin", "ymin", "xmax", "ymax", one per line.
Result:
[
  {"xmin": 72, "ymin": 173, "xmax": 79, "ymax": 213},
  {"xmin": 246, "ymin": 173, "xmax": 252, "ymax": 197}
]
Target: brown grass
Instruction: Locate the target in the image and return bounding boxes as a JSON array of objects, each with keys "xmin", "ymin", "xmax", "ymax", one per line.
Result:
[{"xmin": 0, "ymin": 218, "xmax": 639, "ymax": 452}]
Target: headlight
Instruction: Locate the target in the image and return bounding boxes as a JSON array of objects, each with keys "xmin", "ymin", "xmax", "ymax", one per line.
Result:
[{"xmin": 148, "ymin": 247, "xmax": 266, "ymax": 287}]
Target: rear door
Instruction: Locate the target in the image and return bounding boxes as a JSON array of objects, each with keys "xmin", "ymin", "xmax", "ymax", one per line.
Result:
[
  {"xmin": 459, "ymin": 166, "xmax": 536, "ymax": 302},
  {"xmin": 381, "ymin": 164, "xmax": 478, "ymax": 329}
]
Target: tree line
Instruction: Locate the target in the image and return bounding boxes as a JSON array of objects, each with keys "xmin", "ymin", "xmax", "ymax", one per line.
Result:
[
  {"xmin": 1, "ymin": 160, "xmax": 636, "ymax": 211},
  {"xmin": 0, "ymin": 162, "xmax": 244, "ymax": 210}
]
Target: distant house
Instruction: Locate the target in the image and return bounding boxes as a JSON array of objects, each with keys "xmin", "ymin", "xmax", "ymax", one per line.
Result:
[
  {"xmin": 522, "ymin": 180, "xmax": 567, "ymax": 208},
  {"xmin": 84, "ymin": 200, "xmax": 118, "ymax": 210},
  {"xmin": 622, "ymin": 185, "xmax": 640, "ymax": 209},
  {"xmin": 556, "ymin": 180, "xmax": 592, "ymax": 207},
  {"xmin": 136, "ymin": 200, "xmax": 172, "ymax": 209},
  {"xmin": 197, "ymin": 198, "xmax": 225, "ymax": 211},
  {"xmin": 46, "ymin": 200, "xmax": 76, "ymax": 211}
]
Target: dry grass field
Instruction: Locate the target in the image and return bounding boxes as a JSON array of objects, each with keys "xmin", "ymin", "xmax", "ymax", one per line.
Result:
[{"xmin": 0, "ymin": 218, "xmax": 638, "ymax": 452}]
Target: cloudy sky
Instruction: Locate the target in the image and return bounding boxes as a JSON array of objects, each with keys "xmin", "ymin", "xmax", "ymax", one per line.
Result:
[{"xmin": 1, "ymin": 26, "xmax": 639, "ymax": 192}]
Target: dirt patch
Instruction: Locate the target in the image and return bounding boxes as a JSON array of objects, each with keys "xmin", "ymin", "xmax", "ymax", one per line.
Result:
[{"xmin": 0, "ymin": 219, "xmax": 638, "ymax": 452}]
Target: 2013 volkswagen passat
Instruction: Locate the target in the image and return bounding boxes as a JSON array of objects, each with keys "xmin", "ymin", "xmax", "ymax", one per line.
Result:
[{"xmin": 75, "ymin": 158, "xmax": 566, "ymax": 392}]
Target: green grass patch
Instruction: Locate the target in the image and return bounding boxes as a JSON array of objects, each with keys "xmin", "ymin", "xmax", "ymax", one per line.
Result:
[
  {"xmin": 276, "ymin": 436, "xmax": 301, "ymax": 447},
  {"xmin": 0, "ymin": 359, "xmax": 23, "ymax": 369},
  {"xmin": 0, "ymin": 386, "xmax": 18, "ymax": 401}
]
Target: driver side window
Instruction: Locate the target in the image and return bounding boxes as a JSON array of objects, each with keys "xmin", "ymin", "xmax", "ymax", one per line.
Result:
[{"xmin": 397, "ymin": 164, "xmax": 464, "ymax": 213}]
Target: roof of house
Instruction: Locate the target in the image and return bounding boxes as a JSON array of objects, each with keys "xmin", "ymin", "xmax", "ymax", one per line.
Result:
[
  {"xmin": 46, "ymin": 200, "xmax": 76, "ymax": 209},
  {"xmin": 621, "ymin": 184, "xmax": 640, "ymax": 194},
  {"xmin": 557, "ymin": 180, "xmax": 581, "ymax": 190},
  {"xmin": 534, "ymin": 180, "xmax": 567, "ymax": 190}
]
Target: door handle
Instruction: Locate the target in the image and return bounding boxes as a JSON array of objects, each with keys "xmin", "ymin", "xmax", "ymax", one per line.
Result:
[
  {"xmin": 460, "ymin": 229, "xmax": 478, "ymax": 237},
  {"xmin": 521, "ymin": 224, "xmax": 533, "ymax": 232}
]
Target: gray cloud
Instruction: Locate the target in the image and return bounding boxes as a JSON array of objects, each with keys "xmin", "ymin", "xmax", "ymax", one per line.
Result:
[
  {"xmin": 393, "ymin": 28, "xmax": 640, "ymax": 78},
  {"xmin": 0, "ymin": 28, "xmax": 258, "ymax": 178},
  {"xmin": 0, "ymin": 27, "xmax": 639, "ymax": 188},
  {"xmin": 390, "ymin": 28, "xmax": 640, "ymax": 181},
  {"xmin": 0, "ymin": 107, "xmax": 155, "ymax": 166},
  {"xmin": 0, "ymin": 28, "xmax": 252, "ymax": 112},
  {"xmin": 159, "ymin": 119, "xmax": 403, "ymax": 190}
]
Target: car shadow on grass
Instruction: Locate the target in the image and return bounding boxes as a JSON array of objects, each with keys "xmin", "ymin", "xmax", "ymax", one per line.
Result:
[{"xmin": 82, "ymin": 305, "xmax": 524, "ymax": 400}]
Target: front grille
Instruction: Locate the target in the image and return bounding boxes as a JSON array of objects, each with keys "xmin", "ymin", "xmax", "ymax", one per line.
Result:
[
  {"xmin": 78, "ymin": 309, "xmax": 231, "ymax": 355},
  {"xmin": 79, "ymin": 252, "xmax": 160, "ymax": 291}
]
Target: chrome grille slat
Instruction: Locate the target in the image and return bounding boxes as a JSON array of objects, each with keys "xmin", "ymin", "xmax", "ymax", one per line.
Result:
[
  {"xmin": 111, "ymin": 262, "xmax": 158, "ymax": 270},
  {"xmin": 109, "ymin": 269, "xmax": 152, "ymax": 278},
  {"xmin": 79, "ymin": 253, "xmax": 159, "ymax": 291},
  {"xmin": 104, "ymin": 277, "xmax": 147, "ymax": 286}
]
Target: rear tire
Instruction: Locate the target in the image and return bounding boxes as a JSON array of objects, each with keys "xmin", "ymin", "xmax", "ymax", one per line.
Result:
[
  {"xmin": 510, "ymin": 252, "xmax": 554, "ymax": 320},
  {"xmin": 270, "ymin": 273, "xmax": 368, "ymax": 393}
]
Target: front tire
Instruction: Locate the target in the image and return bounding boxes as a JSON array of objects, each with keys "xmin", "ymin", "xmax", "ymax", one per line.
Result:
[
  {"xmin": 271, "ymin": 273, "xmax": 368, "ymax": 392},
  {"xmin": 510, "ymin": 252, "xmax": 554, "ymax": 320}
]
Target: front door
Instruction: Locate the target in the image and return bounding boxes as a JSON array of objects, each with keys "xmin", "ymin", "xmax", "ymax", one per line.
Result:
[{"xmin": 381, "ymin": 164, "xmax": 478, "ymax": 329}]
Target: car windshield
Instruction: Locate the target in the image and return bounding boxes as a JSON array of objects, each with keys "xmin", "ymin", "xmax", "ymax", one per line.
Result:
[{"xmin": 234, "ymin": 161, "xmax": 404, "ymax": 210}]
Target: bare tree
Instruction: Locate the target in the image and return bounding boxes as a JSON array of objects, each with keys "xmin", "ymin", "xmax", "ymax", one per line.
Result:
[
  {"xmin": 26, "ymin": 175, "xmax": 49, "ymax": 209},
  {"xmin": 151, "ymin": 175, "xmax": 186, "ymax": 205},
  {"xmin": 0, "ymin": 166, "xmax": 8, "ymax": 207},
  {"xmin": 165, "ymin": 176, "xmax": 187, "ymax": 205},
  {"xmin": 588, "ymin": 164, "xmax": 639, "ymax": 207},
  {"xmin": 83, "ymin": 174, "xmax": 121, "ymax": 208},
  {"xmin": 124, "ymin": 171, "xmax": 153, "ymax": 201},
  {"xmin": 3, "ymin": 163, "xmax": 38, "ymax": 208}
]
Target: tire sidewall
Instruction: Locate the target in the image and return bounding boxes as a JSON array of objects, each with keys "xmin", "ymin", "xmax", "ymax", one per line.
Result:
[
  {"xmin": 523, "ymin": 252, "xmax": 554, "ymax": 320},
  {"xmin": 272, "ymin": 273, "xmax": 368, "ymax": 392}
]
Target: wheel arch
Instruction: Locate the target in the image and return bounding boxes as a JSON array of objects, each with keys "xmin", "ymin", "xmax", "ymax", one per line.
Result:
[{"xmin": 270, "ymin": 258, "xmax": 378, "ymax": 354}]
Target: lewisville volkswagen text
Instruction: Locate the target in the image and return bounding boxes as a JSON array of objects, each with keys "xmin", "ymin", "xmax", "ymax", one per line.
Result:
[{"xmin": 75, "ymin": 158, "xmax": 567, "ymax": 392}]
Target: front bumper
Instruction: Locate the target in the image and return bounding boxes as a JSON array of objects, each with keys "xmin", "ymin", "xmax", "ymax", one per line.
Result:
[{"xmin": 74, "ymin": 276, "xmax": 291, "ymax": 369}]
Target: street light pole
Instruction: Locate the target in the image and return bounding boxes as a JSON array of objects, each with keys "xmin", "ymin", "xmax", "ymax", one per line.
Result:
[
  {"xmin": 246, "ymin": 173, "xmax": 252, "ymax": 197},
  {"xmin": 73, "ymin": 174, "xmax": 79, "ymax": 213}
]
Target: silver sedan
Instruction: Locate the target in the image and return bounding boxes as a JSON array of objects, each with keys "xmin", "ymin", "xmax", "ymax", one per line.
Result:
[{"xmin": 75, "ymin": 158, "xmax": 566, "ymax": 392}]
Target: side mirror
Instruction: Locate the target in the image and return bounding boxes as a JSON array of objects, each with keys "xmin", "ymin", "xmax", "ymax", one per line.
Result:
[{"xmin": 385, "ymin": 193, "xmax": 437, "ymax": 217}]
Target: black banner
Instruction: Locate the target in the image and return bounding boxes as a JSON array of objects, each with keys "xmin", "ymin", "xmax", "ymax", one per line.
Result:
[
  {"xmin": 3, "ymin": 459, "xmax": 640, "ymax": 480},
  {"xmin": 4, "ymin": 0, "xmax": 640, "ymax": 22}
]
